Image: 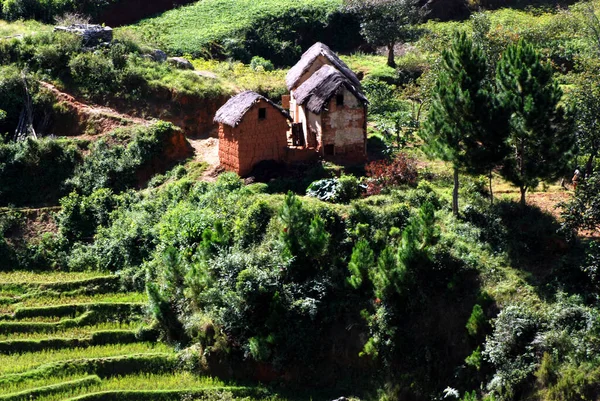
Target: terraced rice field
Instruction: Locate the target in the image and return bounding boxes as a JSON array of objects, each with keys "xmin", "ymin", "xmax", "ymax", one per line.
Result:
[{"xmin": 0, "ymin": 272, "xmax": 268, "ymax": 401}]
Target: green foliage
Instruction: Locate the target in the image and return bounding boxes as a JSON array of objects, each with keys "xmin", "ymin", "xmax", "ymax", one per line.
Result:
[
  {"xmin": 69, "ymin": 52, "xmax": 119, "ymax": 98},
  {"xmin": 132, "ymin": 0, "xmax": 360, "ymax": 65},
  {"xmin": 57, "ymin": 189, "xmax": 116, "ymax": 242},
  {"xmin": 567, "ymin": 67, "xmax": 600, "ymax": 177},
  {"xmin": 466, "ymin": 304, "xmax": 486, "ymax": 337},
  {"xmin": 249, "ymin": 56, "xmax": 274, "ymax": 72},
  {"xmin": 347, "ymin": 240, "xmax": 375, "ymax": 289},
  {"xmin": 422, "ymin": 32, "xmax": 509, "ymax": 214},
  {"xmin": 1, "ymin": 32, "xmax": 226, "ymax": 110},
  {"xmin": 484, "ymin": 297, "xmax": 600, "ymax": 401},
  {"xmin": 279, "ymin": 192, "xmax": 330, "ymax": 268},
  {"xmin": 0, "ymin": 138, "xmax": 80, "ymax": 206},
  {"xmin": 306, "ymin": 175, "xmax": 363, "ymax": 204},
  {"xmin": 233, "ymin": 199, "xmax": 273, "ymax": 248},
  {"xmin": 0, "ymin": 374, "xmax": 101, "ymax": 401},
  {"xmin": 67, "ymin": 122, "xmax": 176, "ymax": 195},
  {"xmin": 496, "ymin": 40, "xmax": 573, "ymax": 204},
  {"xmin": 561, "ymin": 170, "xmax": 600, "ymax": 235},
  {"xmin": 465, "ymin": 346, "xmax": 482, "ymax": 371},
  {"xmin": 344, "ymin": 0, "xmax": 421, "ymax": 67},
  {"xmin": 147, "ymin": 248, "xmax": 186, "ymax": 344}
]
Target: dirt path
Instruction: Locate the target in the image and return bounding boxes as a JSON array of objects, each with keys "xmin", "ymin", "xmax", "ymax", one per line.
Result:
[{"xmin": 187, "ymin": 137, "xmax": 222, "ymax": 181}]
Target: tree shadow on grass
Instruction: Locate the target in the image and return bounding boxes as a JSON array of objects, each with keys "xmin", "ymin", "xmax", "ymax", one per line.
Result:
[{"xmin": 464, "ymin": 200, "xmax": 591, "ymax": 302}]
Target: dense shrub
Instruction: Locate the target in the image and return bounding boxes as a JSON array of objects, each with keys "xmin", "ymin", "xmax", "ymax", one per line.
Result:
[
  {"xmin": 306, "ymin": 175, "xmax": 364, "ymax": 203},
  {"xmin": 0, "ymin": 138, "xmax": 81, "ymax": 206},
  {"xmin": 67, "ymin": 122, "xmax": 176, "ymax": 195},
  {"xmin": 56, "ymin": 188, "xmax": 117, "ymax": 242},
  {"xmin": 249, "ymin": 56, "xmax": 274, "ymax": 72},
  {"xmin": 484, "ymin": 298, "xmax": 600, "ymax": 401},
  {"xmin": 365, "ymin": 152, "xmax": 418, "ymax": 195},
  {"xmin": 69, "ymin": 51, "xmax": 119, "ymax": 97}
]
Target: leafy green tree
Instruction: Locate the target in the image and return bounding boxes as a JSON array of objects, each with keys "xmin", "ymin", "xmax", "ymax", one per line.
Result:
[
  {"xmin": 569, "ymin": 70, "xmax": 600, "ymax": 177},
  {"xmin": 561, "ymin": 170, "xmax": 600, "ymax": 233},
  {"xmin": 496, "ymin": 40, "xmax": 573, "ymax": 205},
  {"xmin": 422, "ymin": 32, "xmax": 509, "ymax": 215},
  {"xmin": 344, "ymin": 0, "xmax": 421, "ymax": 67}
]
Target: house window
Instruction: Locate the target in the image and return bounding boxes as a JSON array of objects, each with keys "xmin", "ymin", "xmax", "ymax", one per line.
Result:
[
  {"xmin": 324, "ymin": 144, "xmax": 335, "ymax": 156},
  {"xmin": 258, "ymin": 108, "xmax": 266, "ymax": 120},
  {"xmin": 336, "ymin": 94, "xmax": 344, "ymax": 106}
]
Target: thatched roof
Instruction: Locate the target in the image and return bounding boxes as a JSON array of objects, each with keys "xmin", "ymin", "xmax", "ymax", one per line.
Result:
[
  {"xmin": 286, "ymin": 42, "xmax": 361, "ymax": 91},
  {"xmin": 214, "ymin": 91, "xmax": 291, "ymax": 127},
  {"xmin": 293, "ymin": 65, "xmax": 368, "ymax": 114}
]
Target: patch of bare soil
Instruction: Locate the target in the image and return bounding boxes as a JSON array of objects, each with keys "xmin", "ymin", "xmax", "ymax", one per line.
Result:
[
  {"xmin": 525, "ymin": 191, "xmax": 571, "ymax": 219},
  {"xmin": 2, "ymin": 207, "xmax": 60, "ymax": 245},
  {"xmin": 187, "ymin": 137, "xmax": 222, "ymax": 181},
  {"xmin": 41, "ymin": 82, "xmax": 151, "ymax": 138}
]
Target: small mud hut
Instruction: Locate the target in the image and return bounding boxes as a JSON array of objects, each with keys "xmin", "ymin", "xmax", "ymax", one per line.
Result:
[
  {"xmin": 292, "ymin": 65, "xmax": 368, "ymax": 161},
  {"xmin": 214, "ymin": 91, "xmax": 291, "ymax": 176}
]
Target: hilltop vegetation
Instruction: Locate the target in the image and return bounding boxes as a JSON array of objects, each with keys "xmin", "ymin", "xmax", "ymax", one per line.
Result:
[{"xmin": 130, "ymin": 0, "xmax": 361, "ymax": 65}]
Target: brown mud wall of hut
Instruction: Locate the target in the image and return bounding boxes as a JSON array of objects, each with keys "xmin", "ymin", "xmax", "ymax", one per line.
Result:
[{"xmin": 219, "ymin": 102, "xmax": 289, "ymax": 176}]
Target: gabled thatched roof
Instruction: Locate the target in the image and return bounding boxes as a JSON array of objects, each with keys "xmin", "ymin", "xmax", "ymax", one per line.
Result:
[
  {"xmin": 286, "ymin": 42, "xmax": 361, "ymax": 91},
  {"xmin": 214, "ymin": 91, "xmax": 291, "ymax": 127},
  {"xmin": 293, "ymin": 65, "xmax": 368, "ymax": 114}
]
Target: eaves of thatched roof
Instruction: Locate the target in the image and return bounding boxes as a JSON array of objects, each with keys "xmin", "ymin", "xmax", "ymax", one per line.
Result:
[
  {"xmin": 286, "ymin": 42, "xmax": 361, "ymax": 91},
  {"xmin": 214, "ymin": 91, "xmax": 291, "ymax": 127},
  {"xmin": 293, "ymin": 65, "xmax": 368, "ymax": 114}
]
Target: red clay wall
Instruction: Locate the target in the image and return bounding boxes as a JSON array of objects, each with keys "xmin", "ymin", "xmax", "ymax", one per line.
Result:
[{"xmin": 219, "ymin": 100, "xmax": 289, "ymax": 176}]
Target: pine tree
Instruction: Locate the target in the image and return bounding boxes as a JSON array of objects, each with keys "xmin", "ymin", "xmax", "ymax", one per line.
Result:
[
  {"xmin": 496, "ymin": 40, "xmax": 573, "ymax": 205},
  {"xmin": 422, "ymin": 32, "xmax": 509, "ymax": 215},
  {"xmin": 347, "ymin": 239, "xmax": 375, "ymax": 289}
]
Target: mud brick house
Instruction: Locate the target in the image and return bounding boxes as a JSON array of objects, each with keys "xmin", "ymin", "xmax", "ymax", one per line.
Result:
[
  {"xmin": 290, "ymin": 64, "xmax": 368, "ymax": 161},
  {"xmin": 214, "ymin": 91, "xmax": 291, "ymax": 176},
  {"xmin": 215, "ymin": 42, "xmax": 367, "ymax": 176}
]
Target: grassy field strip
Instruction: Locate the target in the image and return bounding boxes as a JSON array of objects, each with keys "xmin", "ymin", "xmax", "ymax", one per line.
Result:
[
  {"xmin": 55, "ymin": 387, "xmax": 267, "ymax": 401},
  {"xmin": 0, "ymin": 353, "xmax": 177, "ymax": 388},
  {"xmin": 0, "ymin": 374, "xmax": 94, "ymax": 396},
  {"xmin": 0, "ymin": 272, "xmax": 105, "ymax": 284},
  {"xmin": 14, "ymin": 293, "xmax": 147, "ymax": 308},
  {"xmin": 0, "ymin": 329, "xmax": 141, "ymax": 354},
  {"xmin": 0, "ymin": 375, "xmax": 101, "ymax": 401},
  {"xmin": 0, "ymin": 20, "xmax": 51, "ymax": 37},
  {"xmin": 0, "ymin": 322, "xmax": 140, "ymax": 341},
  {"xmin": 0, "ymin": 291, "xmax": 147, "ymax": 314},
  {"xmin": 0, "ymin": 300, "xmax": 146, "ymax": 319},
  {"xmin": 0, "ymin": 306, "xmax": 145, "ymax": 334},
  {"xmin": 0, "ymin": 316, "xmax": 64, "ymax": 323},
  {"xmin": 0, "ymin": 343, "xmax": 173, "ymax": 375},
  {"xmin": 27, "ymin": 372, "xmax": 267, "ymax": 401}
]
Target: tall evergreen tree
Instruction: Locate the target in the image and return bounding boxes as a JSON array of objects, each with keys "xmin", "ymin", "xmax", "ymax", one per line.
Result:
[
  {"xmin": 496, "ymin": 40, "xmax": 573, "ymax": 205},
  {"xmin": 422, "ymin": 32, "xmax": 509, "ymax": 215}
]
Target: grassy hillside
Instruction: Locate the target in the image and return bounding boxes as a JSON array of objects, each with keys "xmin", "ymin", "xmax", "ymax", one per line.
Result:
[
  {"xmin": 0, "ymin": 271, "xmax": 278, "ymax": 400},
  {"xmin": 129, "ymin": 0, "xmax": 360, "ymax": 64}
]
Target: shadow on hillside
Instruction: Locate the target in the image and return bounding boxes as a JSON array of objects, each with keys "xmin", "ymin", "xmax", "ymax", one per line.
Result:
[{"xmin": 464, "ymin": 200, "xmax": 591, "ymax": 302}]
